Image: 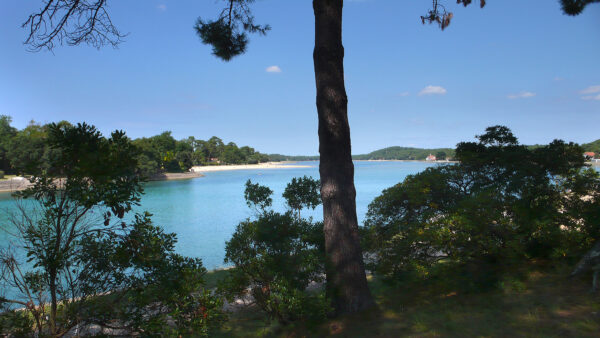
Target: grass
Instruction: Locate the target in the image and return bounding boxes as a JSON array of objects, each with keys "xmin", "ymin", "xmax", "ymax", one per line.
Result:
[
  {"xmin": 0, "ymin": 174, "xmax": 17, "ymax": 181},
  {"xmin": 207, "ymin": 261, "xmax": 600, "ymax": 337}
]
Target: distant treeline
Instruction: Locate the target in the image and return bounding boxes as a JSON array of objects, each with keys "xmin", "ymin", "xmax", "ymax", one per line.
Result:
[
  {"xmin": 0, "ymin": 116, "xmax": 269, "ymax": 177},
  {"xmin": 582, "ymin": 139, "xmax": 600, "ymax": 155},
  {"xmin": 2, "ymin": 116, "xmax": 597, "ymax": 177},
  {"xmin": 528, "ymin": 140, "xmax": 599, "ymax": 157},
  {"xmin": 270, "ymin": 140, "xmax": 600, "ymax": 162},
  {"xmin": 133, "ymin": 133, "xmax": 269, "ymax": 176},
  {"xmin": 352, "ymin": 146, "xmax": 455, "ymax": 161},
  {"xmin": 269, "ymin": 147, "xmax": 455, "ymax": 161},
  {"xmin": 268, "ymin": 154, "xmax": 320, "ymax": 162}
]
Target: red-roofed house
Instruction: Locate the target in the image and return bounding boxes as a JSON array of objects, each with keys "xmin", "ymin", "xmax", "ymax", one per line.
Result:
[
  {"xmin": 584, "ymin": 152, "xmax": 596, "ymax": 160},
  {"xmin": 426, "ymin": 154, "xmax": 437, "ymax": 161}
]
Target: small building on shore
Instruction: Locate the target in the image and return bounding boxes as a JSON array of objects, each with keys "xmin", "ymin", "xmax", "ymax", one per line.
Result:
[
  {"xmin": 584, "ymin": 152, "xmax": 596, "ymax": 160},
  {"xmin": 426, "ymin": 154, "xmax": 437, "ymax": 161}
]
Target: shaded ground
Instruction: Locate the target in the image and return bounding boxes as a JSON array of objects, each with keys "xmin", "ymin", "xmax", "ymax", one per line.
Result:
[{"xmin": 209, "ymin": 261, "xmax": 600, "ymax": 337}]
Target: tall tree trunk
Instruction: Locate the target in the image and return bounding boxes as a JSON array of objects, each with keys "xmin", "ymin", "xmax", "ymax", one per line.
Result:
[
  {"xmin": 49, "ymin": 268, "xmax": 58, "ymax": 336},
  {"xmin": 313, "ymin": 0, "xmax": 374, "ymax": 314}
]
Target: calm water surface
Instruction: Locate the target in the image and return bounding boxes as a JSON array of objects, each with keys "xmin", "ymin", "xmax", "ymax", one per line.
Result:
[{"xmin": 0, "ymin": 161, "xmax": 435, "ymax": 269}]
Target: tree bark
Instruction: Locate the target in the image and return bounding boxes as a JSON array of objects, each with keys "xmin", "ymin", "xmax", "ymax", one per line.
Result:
[
  {"xmin": 313, "ymin": 0, "xmax": 374, "ymax": 314},
  {"xmin": 49, "ymin": 268, "xmax": 58, "ymax": 336}
]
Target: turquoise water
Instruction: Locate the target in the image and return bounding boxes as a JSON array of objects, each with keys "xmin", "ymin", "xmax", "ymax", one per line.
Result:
[{"xmin": 0, "ymin": 161, "xmax": 434, "ymax": 269}]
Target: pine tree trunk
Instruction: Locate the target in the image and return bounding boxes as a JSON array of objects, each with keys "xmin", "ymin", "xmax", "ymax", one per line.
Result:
[
  {"xmin": 313, "ymin": 0, "xmax": 374, "ymax": 314},
  {"xmin": 49, "ymin": 268, "xmax": 58, "ymax": 336}
]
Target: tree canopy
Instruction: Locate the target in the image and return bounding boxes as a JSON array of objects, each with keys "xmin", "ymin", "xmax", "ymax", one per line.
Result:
[
  {"xmin": 362, "ymin": 126, "xmax": 600, "ymax": 285},
  {"xmin": 0, "ymin": 123, "xmax": 224, "ymax": 336},
  {"xmin": 0, "ymin": 117, "xmax": 270, "ymax": 177}
]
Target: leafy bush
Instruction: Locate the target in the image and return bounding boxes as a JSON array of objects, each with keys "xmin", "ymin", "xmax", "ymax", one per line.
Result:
[
  {"xmin": 220, "ymin": 177, "xmax": 330, "ymax": 325},
  {"xmin": 75, "ymin": 212, "xmax": 226, "ymax": 336},
  {"xmin": 0, "ymin": 170, "xmax": 4, "ymax": 178},
  {"xmin": 363, "ymin": 126, "xmax": 600, "ymax": 286},
  {"xmin": 0, "ymin": 310, "xmax": 34, "ymax": 337}
]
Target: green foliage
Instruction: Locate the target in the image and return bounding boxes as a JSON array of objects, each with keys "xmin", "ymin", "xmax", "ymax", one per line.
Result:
[
  {"xmin": 0, "ymin": 115, "xmax": 17, "ymax": 173},
  {"xmin": 1, "ymin": 123, "xmax": 224, "ymax": 336},
  {"xmin": 560, "ymin": 0, "xmax": 600, "ymax": 15},
  {"xmin": 17, "ymin": 123, "xmax": 142, "ymax": 217},
  {"xmin": 133, "ymin": 134, "xmax": 269, "ymax": 177},
  {"xmin": 268, "ymin": 154, "xmax": 320, "ymax": 162},
  {"xmin": 221, "ymin": 178, "xmax": 329, "ymax": 325},
  {"xmin": 6, "ymin": 121, "xmax": 49, "ymax": 175},
  {"xmin": 0, "ymin": 115, "xmax": 271, "ymax": 178},
  {"xmin": 363, "ymin": 126, "xmax": 600, "ymax": 287},
  {"xmin": 0, "ymin": 170, "xmax": 3, "ymax": 179},
  {"xmin": 582, "ymin": 138, "xmax": 600, "ymax": 156},
  {"xmin": 244, "ymin": 179, "xmax": 273, "ymax": 211},
  {"xmin": 76, "ymin": 212, "xmax": 226, "ymax": 336},
  {"xmin": 0, "ymin": 310, "xmax": 34, "ymax": 337},
  {"xmin": 194, "ymin": 0, "xmax": 270, "ymax": 61},
  {"xmin": 283, "ymin": 176, "xmax": 321, "ymax": 216},
  {"xmin": 222, "ymin": 142, "xmax": 245, "ymax": 164}
]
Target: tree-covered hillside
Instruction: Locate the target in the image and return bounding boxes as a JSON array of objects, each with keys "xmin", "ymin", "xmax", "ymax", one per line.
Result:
[
  {"xmin": 271, "ymin": 139, "xmax": 600, "ymax": 162},
  {"xmin": 268, "ymin": 154, "xmax": 320, "ymax": 162},
  {"xmin": 270, "ymin": 147, "xmax": 456, "ymax": 162},
  {"xmin": 582, "ymin": 139, "xmax": 600, "ymax": 154},
  {"xmin": 353, "ymin": 146, "xmax": 456, "ymax": 161},
  {"xmin": 0, "ymin": 116, "xmax": 270, "ymax": 177}
]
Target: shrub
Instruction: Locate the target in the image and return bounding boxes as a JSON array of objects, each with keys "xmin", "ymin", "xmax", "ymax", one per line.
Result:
[
  {"xmin": 220, "ymin": 177, "xmax": 330, "ymax": 325},
  {"xmin": 0, "ymin": 170, "xmax": 4, "ymax": 178},
  {"xmin": 363, "ymin": 126, "xmax": 600, "ymax": 286},
  {"xmin": 0, "ymin": 310, "xmax": 34, "ymax": 337}
]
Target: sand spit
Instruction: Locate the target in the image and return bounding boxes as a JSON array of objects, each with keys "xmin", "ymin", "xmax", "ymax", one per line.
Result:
[{"xmin": 191, "ymin": 162, "xmax": 313, "ymax": 173}]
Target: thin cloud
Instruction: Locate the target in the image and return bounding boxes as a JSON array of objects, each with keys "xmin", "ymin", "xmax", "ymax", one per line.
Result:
[
  {"xmin": 582, "ymin": 94, "xmax": 600, "ymax": 101},
  {"xmin": 579, "ymin": 85, "xmax": 600, "ymax": 100},
  {"xmin": 266, "ymin": 65, "xmax": 282, "ymax": 73},
  {"xmin": 157, "ymin": 4, "xmax": 167, "ymax": 11},
  {"xmin": 397, "ymin": 92, "xmax": 410, "ymax": 97},
  {"xmin": 507, "ymin": 91, "xmax": 536, "ymax": 99},
  {"xmin": 418, "ymin": 85, "xmax": 447, "ymax": 96},
  {"xmin": 580, "ymin": 85, "xmax": 600, "ymax": 95}
]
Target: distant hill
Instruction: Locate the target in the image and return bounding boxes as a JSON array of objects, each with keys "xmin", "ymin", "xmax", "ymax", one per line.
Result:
[
  {"xmin": 353, "ymin": 146, "xmax": 455, "ymax": 161},
  {"xmin": 582, "ymin": 139, "xmax": 600, "ymax": 154},
  {"xmin": 269, "ymin": 146, "xmax": 455, "ymax": 162},
  {"xmin": 269, "ymin": 139, "xmax": 600, "ymax": 163},
  {"xmin": 268, "ymin": 154, "xmax": 320, "ymax": 162}
]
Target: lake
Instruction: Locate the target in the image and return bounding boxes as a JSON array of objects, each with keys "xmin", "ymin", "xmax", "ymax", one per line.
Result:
[{"xmin": 0, "ymin": 161, "xmax": 435, "ymax": 269}]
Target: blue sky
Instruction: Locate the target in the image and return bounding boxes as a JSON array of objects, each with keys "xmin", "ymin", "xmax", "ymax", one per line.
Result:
[{"xmin": 1, "ymin": 0, "xmax": 599, "ymax": 155}]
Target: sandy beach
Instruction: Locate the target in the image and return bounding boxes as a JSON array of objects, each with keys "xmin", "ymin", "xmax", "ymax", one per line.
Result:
[
  {"xmin": 0, "ymin": 163, "xmax": 313, "ymax": 193},
  {"xmin": 0, "ymin": 177, "xmax": 32, "ymax": 193},
  {"xmin": 191, "ymin": 162, "xmax": 313, "ymax": 173}
]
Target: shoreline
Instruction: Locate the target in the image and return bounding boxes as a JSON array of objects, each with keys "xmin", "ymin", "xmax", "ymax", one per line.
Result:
[
  {"xmin": 0, "ymin": 172, "xmax": 207, "ymax": 193},
  {"xmin": 357, "ymin": 159, "xmax": 458, "ymax": 163},
  {"xmin": 191, "ymin": 162, "xmax": 313, "ymax": 173},
  {"xmin": 0, "ymin": 177, "xmax": 31, "ymax": 193},
  {"xmin": 148, "ymin": 172, "xmax": 205, "ymax": 181},
  {"xmin": 2, "ymin": 159, "xmax": 594, "ymax": 193}
]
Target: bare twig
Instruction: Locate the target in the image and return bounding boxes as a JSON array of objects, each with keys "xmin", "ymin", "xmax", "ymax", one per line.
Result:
[{"xmin": 22, "ymin": 0, "xmax": 126, "ymax": 51}]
